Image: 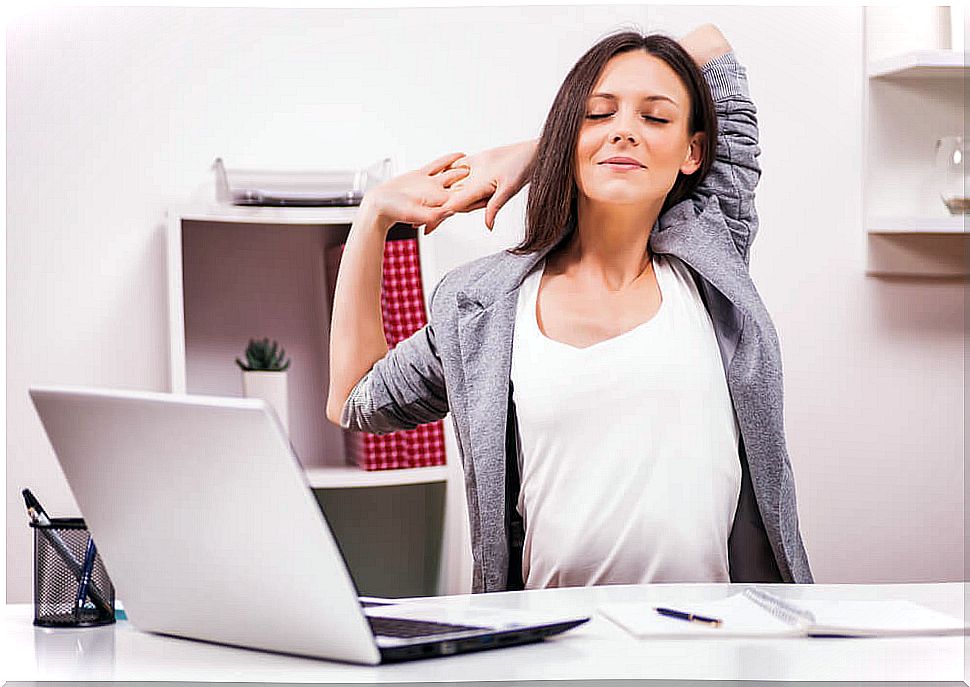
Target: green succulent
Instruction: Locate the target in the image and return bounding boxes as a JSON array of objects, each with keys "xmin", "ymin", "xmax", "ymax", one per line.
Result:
[{"xmin": 236, "ymin": 338, "xmax": 291, "ymax": 372}]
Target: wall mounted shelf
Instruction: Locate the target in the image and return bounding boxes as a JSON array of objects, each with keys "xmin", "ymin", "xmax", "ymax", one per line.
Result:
[
  {"xmin": 867, "ymin": 215, "xmax": 965, "ymax": 234},
  {"xmin": 863, "ymin": 15, "xmax": 967, "ymax": 279},
  {"xmin": 867, "ymin": 49, "xmax": 968, "ymax": 80}
]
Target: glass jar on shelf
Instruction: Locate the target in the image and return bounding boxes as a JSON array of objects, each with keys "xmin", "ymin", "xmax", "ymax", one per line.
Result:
[{"xmin": 935, "ymin": 135, "xmax": 967, "ymax": 214}]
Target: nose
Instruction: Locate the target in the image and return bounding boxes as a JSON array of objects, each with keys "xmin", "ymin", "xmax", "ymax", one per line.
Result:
[
  {"xmin": 611, "ymin": 131, "xmax": 637, "ymax": 144},
  {"xmin": 609, "ymin": 118, "xmax": 639, "ymax": 145}
]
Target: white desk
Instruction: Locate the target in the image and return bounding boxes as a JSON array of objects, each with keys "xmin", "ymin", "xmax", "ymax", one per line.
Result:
[{"xmin": 4, "ymin": 583, "xmax": 967, "ymax": 682}]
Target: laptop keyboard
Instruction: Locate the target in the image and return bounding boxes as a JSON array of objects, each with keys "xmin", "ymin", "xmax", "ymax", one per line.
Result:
[{"xmin": 367, "ymin": 616, "xmax": 488, "ymax": 638}]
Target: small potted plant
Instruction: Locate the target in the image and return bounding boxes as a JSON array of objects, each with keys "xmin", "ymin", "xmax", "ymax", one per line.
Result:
[{"xmin": 236, "ymin": 338, "xmax": 292, "ymax": 434}]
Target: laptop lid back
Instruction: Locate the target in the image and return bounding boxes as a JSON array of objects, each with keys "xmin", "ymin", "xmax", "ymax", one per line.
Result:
[{"xmin": 29, "ymin": 385, "xmax": 381, "ymax": 665}]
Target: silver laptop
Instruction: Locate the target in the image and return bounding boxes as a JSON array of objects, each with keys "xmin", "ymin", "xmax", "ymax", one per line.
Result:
[{"xmin": 28, "ymin": 385, "xmax": 588, "ymax": 664}]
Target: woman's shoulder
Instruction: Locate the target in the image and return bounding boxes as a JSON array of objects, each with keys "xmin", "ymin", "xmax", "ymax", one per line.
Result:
[
  {"xmin": 438, "ymin": 248, "xmax": 536, "ymax": 294},
  {"xmin": 430, "ymin": 247, "xmax": 540, "ymax": 312}
]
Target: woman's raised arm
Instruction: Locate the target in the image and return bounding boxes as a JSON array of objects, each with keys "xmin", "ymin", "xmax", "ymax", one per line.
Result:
[
  {"xmin": 325, "ymin": 153, "xmax": 466, "ymax": 426},
  {"xmin": 681, "ymin": 25, "xmax": 763, "ymax": 265}
]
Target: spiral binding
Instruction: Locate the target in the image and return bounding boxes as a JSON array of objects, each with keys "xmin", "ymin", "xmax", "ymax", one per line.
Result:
[{"xmin": 743, "ymin": 587, "xmax": 816, "ymax": 627}]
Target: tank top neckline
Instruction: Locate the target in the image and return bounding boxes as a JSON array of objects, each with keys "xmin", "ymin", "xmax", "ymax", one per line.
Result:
[{"xmin": 529, "ymin": 253, "xmax": 668, "ymax": 353}]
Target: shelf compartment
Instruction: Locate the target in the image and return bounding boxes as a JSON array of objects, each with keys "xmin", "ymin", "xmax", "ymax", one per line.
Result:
[
  {"xmin": 169, "ymin": 212, "xmax": 430, "ymax": 472},
  {"xmin": 867, "ymin": 50, "xmax": 968, "ymax": 80},
  {"xmin": 174, "ymin": 219, "xmax": 351, "ymax": 469}
]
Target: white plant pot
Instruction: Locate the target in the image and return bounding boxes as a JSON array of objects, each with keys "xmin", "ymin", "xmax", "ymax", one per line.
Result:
[{"xmin": 242, "ymin": 370, "xmax": 289, "ymax": 435}]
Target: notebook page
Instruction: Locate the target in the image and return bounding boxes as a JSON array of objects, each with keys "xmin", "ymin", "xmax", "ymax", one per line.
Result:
[
  {"xmin": 598, "ymin": 593, "xmax": 804, "ymax": 639},
  {"xmin": 798, "ymin": 600, "xmax": 968, "ymax": 637}
]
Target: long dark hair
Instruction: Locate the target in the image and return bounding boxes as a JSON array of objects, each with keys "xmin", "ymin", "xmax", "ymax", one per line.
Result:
[{"xmin": 509, "ymin": 30, "xmax": 718, "ymax": 256}]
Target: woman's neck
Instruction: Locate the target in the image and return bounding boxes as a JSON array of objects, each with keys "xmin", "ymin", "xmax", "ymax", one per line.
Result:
[{"xmin": 556, "ymin": 197, "xmax": 662, "ymax": 293}]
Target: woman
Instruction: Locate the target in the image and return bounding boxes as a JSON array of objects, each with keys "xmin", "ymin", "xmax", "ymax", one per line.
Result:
[{"xmin": 327, "ymin": 24, "xmax": 813, "ymax": 592}]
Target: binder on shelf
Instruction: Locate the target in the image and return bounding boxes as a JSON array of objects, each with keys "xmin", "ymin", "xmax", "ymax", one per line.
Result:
[{"xmin": 327, "ymin": 234, "xmax": 447, "ymax": 471}]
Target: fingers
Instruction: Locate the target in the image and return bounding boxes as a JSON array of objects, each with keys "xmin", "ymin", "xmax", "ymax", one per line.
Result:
[
  {"xmin": 484, "ymin": 186, "xmax": 514, "ymax": 230},
  {"xmin": 439, "ymin": 166, "xmax": 470, "ymax": 189},
  {"xmin": 420, "ymin": 151, "xmax": 466, "ymax": 176},
  {"xmin": 441, "ymin": 185, "xmax": 493, "ymax": 214},
  {"xmin": 464, "ymin": 197, "xmax": 489, "ymax": 213},
  {"xmin": 423, "ymin": 195, "xmax": 489, "ymax": 237},
  {"xmin": 408, "ymin": 168, "xmax": 470, "ymax": 211},
  {"xmin": 411, "ymin": 206, "xmax": 454, "ymax": 233},
  {"xmin": 449, "ymin": 155, "xmax": 472, "ymax": 171}
]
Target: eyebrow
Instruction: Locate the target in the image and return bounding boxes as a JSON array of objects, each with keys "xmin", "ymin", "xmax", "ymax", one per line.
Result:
[{"xmin": 588, "ymin": 92, "xmax": 678, "ymax": 107}]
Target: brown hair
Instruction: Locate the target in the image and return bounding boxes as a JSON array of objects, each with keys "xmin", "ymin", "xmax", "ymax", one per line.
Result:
[{"xmin": 509, "ymin": 30, "xmax": 718, "ymax": 256}]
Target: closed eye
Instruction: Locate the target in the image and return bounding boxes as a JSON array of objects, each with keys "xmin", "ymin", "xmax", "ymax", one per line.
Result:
[{"xmin": 586, "ymin": 113, "xmax": 669, "ymax": 124}]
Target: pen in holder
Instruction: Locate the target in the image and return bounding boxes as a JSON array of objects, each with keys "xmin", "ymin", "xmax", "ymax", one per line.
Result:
[{"xmin": 31, "ymin": 517, "xmax": 115, "ymax": 627}]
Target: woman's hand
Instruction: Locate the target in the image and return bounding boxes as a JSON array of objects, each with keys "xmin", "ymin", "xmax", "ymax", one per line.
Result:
[
  {"xmin": 431, "ymin": 139, "xmax": 538, "ymax": 234},
  {"xmin": 362, "ymin": 151, "xmax": 470, "ymax": 233}
]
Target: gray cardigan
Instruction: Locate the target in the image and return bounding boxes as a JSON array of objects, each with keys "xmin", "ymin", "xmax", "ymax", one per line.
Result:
[{"xmin": 341, "ymin": 51, "xmax": 814, "ymax": 591}]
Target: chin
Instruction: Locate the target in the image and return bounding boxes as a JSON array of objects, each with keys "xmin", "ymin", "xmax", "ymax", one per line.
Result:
[{"xmin": 583, "ymin": 189, "xmax": 655, "ymax": 206}]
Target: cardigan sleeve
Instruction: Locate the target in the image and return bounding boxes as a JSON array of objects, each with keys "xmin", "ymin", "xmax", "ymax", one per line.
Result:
[
  {"xmin": 339, "ymin": 277, "xmax": 449, "ymax": 435},
  {"xmin": 691, "ymin": 50, "xmax": 762, "ymax": 266}
]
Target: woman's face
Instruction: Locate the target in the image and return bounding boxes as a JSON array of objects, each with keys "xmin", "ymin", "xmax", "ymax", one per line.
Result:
[{"xmin": 574, "ymin": 50, "xmax": 703, "ymax": 208}]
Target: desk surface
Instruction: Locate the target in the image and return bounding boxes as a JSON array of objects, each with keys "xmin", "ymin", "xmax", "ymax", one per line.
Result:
[{"xmin": 4, "ymin": 583, "xmax": 967, "ymax": 682}]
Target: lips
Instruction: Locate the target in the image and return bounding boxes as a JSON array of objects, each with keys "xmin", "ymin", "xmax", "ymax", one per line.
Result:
[{"xmin": 599, "ymin": 157, "xmax": 645, "ymax": 169}]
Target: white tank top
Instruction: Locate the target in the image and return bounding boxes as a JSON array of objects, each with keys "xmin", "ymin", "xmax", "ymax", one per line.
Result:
[{"xmin": 510, "ymin": 252, "xmax": 742, "ymax": 588}]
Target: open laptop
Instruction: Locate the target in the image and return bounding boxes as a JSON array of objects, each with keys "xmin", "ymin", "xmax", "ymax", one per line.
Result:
[{"xmin": 28, "ymin": 385, "xmax": 588, "ymax": 664}]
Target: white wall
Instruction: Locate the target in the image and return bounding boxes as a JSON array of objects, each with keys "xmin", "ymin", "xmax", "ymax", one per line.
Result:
[{"xmin": 6, "ymin": 5, "xmax": 965, "ymax": 603}]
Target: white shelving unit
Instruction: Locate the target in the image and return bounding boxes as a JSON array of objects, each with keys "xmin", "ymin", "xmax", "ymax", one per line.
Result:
[
  {"xmin": 305, "ymin": 465, "xmax": 450, "ymax": 489},
  {"xmin": 863, "ymin": 29, "xmax": 968, "ymax": 276},
  {"xmin": 165, "ymin": 203, "xmax": 463, "ymax": 596}
]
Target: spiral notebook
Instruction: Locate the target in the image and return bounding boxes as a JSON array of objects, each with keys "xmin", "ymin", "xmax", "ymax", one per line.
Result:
[{"xmin": 599, "ymin": 588, "xmax": 968, "ymax": 639}]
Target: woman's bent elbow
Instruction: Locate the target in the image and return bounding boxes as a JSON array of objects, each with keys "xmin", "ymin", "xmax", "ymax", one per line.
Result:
[{"xmin": 325, "ymin": 394, "xmax": 346, "ymax": 427}]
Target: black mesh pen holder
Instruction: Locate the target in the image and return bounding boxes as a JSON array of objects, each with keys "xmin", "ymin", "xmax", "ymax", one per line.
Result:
[{"xmin": 31, "ymin": 517, "xmax": 115, "ymax": 627}]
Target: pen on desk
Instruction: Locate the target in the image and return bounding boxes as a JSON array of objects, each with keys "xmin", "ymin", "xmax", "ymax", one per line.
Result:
[
  {"xmin": 75, "ymin": 535, "xmax": 98, "ymax": 618},
  {"xmin": 23, "ymin": 488, "xmax": 113, "ymax": 617},
  {"xmin": 654, "ymin": 607, "xmax": 723, "ymax": 627}
]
